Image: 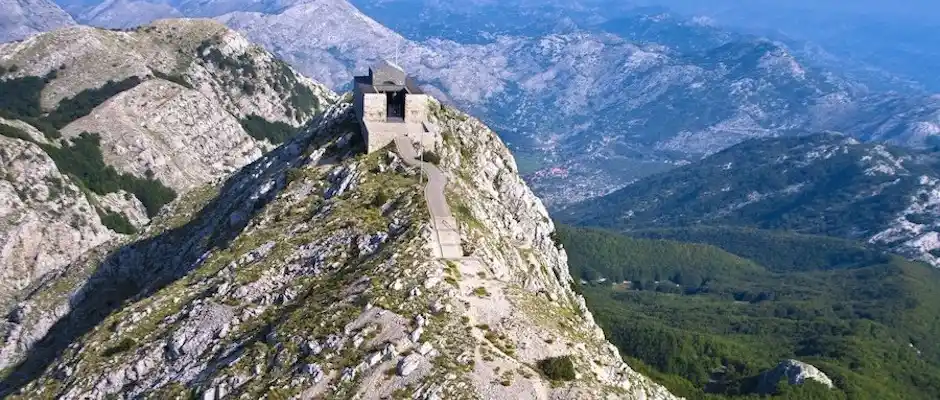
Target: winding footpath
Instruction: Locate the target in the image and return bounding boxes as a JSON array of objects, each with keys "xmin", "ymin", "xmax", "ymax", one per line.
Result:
[{"xmin": 393, "ymin": 136, "xmax": 463, "ymax": 259}]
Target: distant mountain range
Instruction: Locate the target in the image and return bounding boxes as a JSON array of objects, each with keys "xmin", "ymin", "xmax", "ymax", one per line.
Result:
[
  {"xmin": 6, "ymin": 0, "xmax": 940, "ymax": 209},
  {"xmin": 0, "ymin": 0, "xmax": 75, "ymax": 42},
  {"xmin": 559, "ymin": 133, "xmax": 940, "ymax": 267}
]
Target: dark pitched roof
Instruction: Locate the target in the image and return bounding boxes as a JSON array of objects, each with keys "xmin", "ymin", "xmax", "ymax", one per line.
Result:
[{"xmin": 354, "ymin": 63, "xmax": 425, "ymax": 94}]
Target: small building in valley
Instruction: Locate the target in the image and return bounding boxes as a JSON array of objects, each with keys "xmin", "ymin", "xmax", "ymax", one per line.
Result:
[{"xmin": 353, "ymin": 60, "xmax": 434, "ymax": 153}]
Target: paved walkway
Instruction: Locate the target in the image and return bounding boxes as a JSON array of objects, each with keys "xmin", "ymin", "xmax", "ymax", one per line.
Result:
[{"xmin": 394, "ymin": 136, "xmax": 463, "ymax": 259}]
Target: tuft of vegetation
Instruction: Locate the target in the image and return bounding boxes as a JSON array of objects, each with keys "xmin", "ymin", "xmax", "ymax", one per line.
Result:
[
  {"xmin": 372, "ymin": 190, "xmax": 389, "ymax": 207},
  {"xmin": 537, "ymin": 356, "xmax": 576, "ymax": 381},
  {"xmin": 419, "ymin": 150, "xmax": 441, "ymax": 165},
  {"xmin": 0, "ymin": 72, "xmax": 144, "ymax": 140},
  {"xmin": 272, "ymin": 60, "xmax": 320, "ymax": 120},
  {"xmin": 472, "ymin": 286, "xmax": 489, "ymax": 297},
  {"xmin": 197, "ymin": 40, "xmax": 258, "ymax": 78},
  {"xmin": 0, "ymin": 123, "xmax": 33, "ymax": 141},
  {"xmin": 0, "ymin": 73, "xmax": 51, "ymax": 118},
  {"xmin": 152, "ymin": 70, "xmax": 194, "ymax": 90},
  {"xmin": 285, "ymin": 167, "xmax": 304, "ymax": 184},
  {"xmin": 101, "ymin": 338, "xmax": 136, "ymax": 357},
  {"xmin": 96, "ymin": 208, "xmax": 137, "ymax": 234},
  {"xmin": 239, "ymin": 114, "xmax": 298, "ymax": 144}
]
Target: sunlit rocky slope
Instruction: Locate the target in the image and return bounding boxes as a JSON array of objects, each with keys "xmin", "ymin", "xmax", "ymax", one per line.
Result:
[
  {"xmin": 0, "ymin": 19, "xmax": 335, "ymax": 309},
  {"xmin": 0, "ymin": 96, "xmax": 677, "ymax": 398}
]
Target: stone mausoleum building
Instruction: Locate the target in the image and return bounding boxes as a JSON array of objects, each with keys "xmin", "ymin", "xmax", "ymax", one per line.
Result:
[{"xmin": 353, "ymin": 60, "xmax": 439, "ymax": 153}]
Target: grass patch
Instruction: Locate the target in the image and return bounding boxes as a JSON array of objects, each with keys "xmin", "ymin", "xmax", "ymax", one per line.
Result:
[{"xmin": 101, "ymin": 338, "xmax": 136, "ymax": 358}]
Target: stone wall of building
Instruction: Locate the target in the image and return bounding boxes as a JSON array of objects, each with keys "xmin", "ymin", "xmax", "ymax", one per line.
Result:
[
  {"xmin": 405, "ymin": 94, "xmax": 428, "ymax": 123},
  {"xmin": 362, "ymin": 93, "xmax": 386, "ymax": 122},
  {"xmin": 353, "ymin": 89, "xmax": 365, "ymax": 120},
  {"xmin": 363, "ymin": 123, "xmax": 400, "ymax": 153},
  {"xmin": 402, "ymin": 121, "xmax": 443, "ymax": 152}
]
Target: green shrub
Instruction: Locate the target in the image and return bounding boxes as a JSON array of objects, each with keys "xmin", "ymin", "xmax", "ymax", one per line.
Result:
[
  {"xmin": 0, "ymin": 74, "xmax": 48, "ymax": 118},
  {"xmin": 372, "ymin": 190, "xmax": 389, "ymax": 207},
  {"xmin": 239, "ymin": 114, "xmax": 298, "ymax": 144},
  {"xmin": 272, "ymin": 60, "xmax": 320, "ymax": 119},
  {"xmin": 45, "ymin": 76, "xmax": 143, "ymax": 129},
  {"xmin": 101, "ymin": 338, "xmax": 136, "ymax": 357},
  {"xmin": 420, "ymin": 150, "xmax": 441, "ymax": 165},
  {"xmin": 152, "ymin": 70, "xmax": 194, "ymax": 90},
  {"xmin": 285, "ymin": 167, "xmax": 304, "ymax": 184},
  {"xmin": 0, "ymin": 72, "xmax": 141, "ymax": 141},
  {"xmin": 97, "ymin": 209, "xmax": 137, "ymax": 234},
  {"xmin": 537, "ymin": 356, "xmax": 577, "ymax": 381},
  {"xmin": 197, "ymin": 40, "xmax": 258, "ymax": 78},
  {"xmin": 0, "ymin": 123, "xmax": 32, "ymax": 141}
]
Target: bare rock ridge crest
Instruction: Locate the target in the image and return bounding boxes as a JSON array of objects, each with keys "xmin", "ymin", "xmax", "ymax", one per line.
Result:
[{"xmin": 0, "ymin": 20, "xmax": 677, "ymax": 399}]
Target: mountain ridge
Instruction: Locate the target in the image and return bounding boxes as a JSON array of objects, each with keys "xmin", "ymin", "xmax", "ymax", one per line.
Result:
[
  {"xmin": 559, "ymin": 133, "xmax": 940, "ymax": 267},
  {"xmin": 0, "ymin": 99, "xmax": 678, "ymax": 399},
  {"xmin": 0, "ymin": 19, "xmax": 336, "ymax": 309},
  {"xmin": 14, "ymin": 0, "xmax": 940, "ymax": 207},
  {"xmin": 0, "ymin": 0, "xmax": 75, "ymax": 43}
]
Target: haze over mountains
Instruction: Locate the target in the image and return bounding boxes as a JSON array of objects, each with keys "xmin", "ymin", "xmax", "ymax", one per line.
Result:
[
  {"xmin": 0, "ymin": 0, "xmax": 75, "ymax": 42},
  {"xmin": 559, "ymin": 134, "xmax": 940, "ymax": 267},
  {"xmin": 3, "ymin": 1, "xmax": 940, "ymax": 398},
  {"xmin": 12, "ymin": 0, "xmax": 938, "ymax": 208}
]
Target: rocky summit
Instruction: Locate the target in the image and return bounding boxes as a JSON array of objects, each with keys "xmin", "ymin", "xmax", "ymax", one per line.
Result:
[
  {"xmin": 0, "ymin": 21, "xmax": 675, "ymax": 399},
  {"xmin": 0, "ymin": 19, "xmax": 336, "ymax": 309}
]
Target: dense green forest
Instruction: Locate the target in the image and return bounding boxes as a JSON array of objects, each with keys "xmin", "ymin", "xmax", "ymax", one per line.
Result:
[{"xmin": 558, "ymin": 225, "xmax": 940, "ymax": 399}]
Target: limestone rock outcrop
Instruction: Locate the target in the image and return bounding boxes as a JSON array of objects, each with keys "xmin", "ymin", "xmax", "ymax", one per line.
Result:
[
  {"xmin": 757, "ymin": 359, "xmax": 834, "ymax": 393},
  {"xmin": 0, "ymin": 19, "xmax": 336, "ymax": 306},
  {"xmin": 0, "ymin": 100, "xmax": 678, "ymax": 399}
]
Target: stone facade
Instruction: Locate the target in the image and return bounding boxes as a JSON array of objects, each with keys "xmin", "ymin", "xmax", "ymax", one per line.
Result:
[
  {"xmin": 361, "ymin": 93, "xmax": 387, "ymax": 122},
  {"xmin": 405, "ymin": 94, "xmax": 428, "ymax": 123},
  {"xmin": 353, "ymin": 61, "xmax": 431, "ymax": 153}
]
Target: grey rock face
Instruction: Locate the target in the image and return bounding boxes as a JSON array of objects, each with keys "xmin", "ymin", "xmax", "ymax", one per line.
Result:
[
  {"xmin": 757, "ymin": 359, "xmax": 834, "ymax": 393},
  {"xmin": 0, "ymin": 136, "xmax": 112, "ymax": 306},
  {"xmin": 0, "ymin": 101, "xmax": 677, "ymax": 399},
  {"xmin": 396, "ymin": 353, "xmax": 421, "ymax": 377},
  {"xmin": 0, "ymin": 19, "xmax": 337, "ymax": 306}
]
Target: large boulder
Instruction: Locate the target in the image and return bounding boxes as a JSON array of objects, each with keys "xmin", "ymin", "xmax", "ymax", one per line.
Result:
[{"xmin": 757, "ymin": 359, "xmax": 834, "ymax": 394}]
